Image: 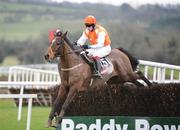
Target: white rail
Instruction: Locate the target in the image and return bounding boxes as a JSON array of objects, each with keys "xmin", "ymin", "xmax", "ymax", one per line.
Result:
[
  {"xmin": 0, "ymin": 61, "xmax": 179, "ymax": 84},
  {"xmin": 0, "ymin": 81, "xmax": 59, "ymax": 86},
  {"xmin": 8, "ymin": 66, "xmax": 60, "ymax": 89},
  {"xmin": 3, "ymin": 66, "xmax": 61, "ymax": 120},
  {"xmin": 0, "ymin": 81, "xmax": 58, "ymax": 121},
  {"xmin": 139, "ymin": 60, "xmax": 180, "ymax": 83},
  {"xmin": 0, "ymin": 94, "xmax": 37, "ymax": 130},
  {"xmin": 0, "ymin": 64, "xmax": 58, "ymax": 76}
]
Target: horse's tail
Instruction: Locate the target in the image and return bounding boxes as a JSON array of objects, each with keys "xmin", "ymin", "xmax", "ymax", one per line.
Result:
[{"xmin": 117, "ymin": 47, "xmax": 139, "ymax": 71}]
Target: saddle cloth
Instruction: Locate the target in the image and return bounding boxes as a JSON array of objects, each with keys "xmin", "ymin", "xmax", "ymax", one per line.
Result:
[
  {"xmin": 100, "ymin": 57, "xmax": 114, "ymax": 75},
  {"xmin": 80, "ymin": 52, "xmax": 113, "ymax": 75}
]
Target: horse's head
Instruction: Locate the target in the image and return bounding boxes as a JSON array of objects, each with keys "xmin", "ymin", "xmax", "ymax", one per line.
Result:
[{"xmin": 44, "ymin": 30, "xmax": 67, "ymax": 62}]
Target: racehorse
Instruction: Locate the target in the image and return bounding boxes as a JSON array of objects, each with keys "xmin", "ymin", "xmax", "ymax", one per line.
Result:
[{"xmin": 44, "ymin": 30, "xmax": 152, "ymax": 127}]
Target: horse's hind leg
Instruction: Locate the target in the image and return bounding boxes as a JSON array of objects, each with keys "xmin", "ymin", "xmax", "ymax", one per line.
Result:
[
  {"xmin": 132, "ymin": 80, "xmax": 145, "ymax": 87},
  {"xmin": 136, "ymin": 71, "xmax": 152, "ymax": 86}
]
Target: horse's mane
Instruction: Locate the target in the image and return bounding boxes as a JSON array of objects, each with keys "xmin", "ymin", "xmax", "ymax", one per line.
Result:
[
  {"xmin": 118, "ymin": 48, "xmax": 139, "ymax": 71},
  {"xmin": 64, "ymin": 35, "xmax": 76, "ymax": 50},
  {"xmin": 64, "ymin": 34, "xmax": 82, "ymax": 55}
]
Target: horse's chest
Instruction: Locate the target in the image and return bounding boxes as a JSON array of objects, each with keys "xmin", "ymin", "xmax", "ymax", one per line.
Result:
[{"xmin": 61, "ymin": 74, "xmax": 80, "ymax": 86}]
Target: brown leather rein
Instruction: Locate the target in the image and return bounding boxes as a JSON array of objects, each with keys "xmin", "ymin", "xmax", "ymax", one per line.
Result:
[{"xmin": 55, "ymin": 48, "xmax": 83, "ymax": 57}]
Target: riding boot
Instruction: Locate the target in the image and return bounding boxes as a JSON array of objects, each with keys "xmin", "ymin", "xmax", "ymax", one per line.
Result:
[{"xmin": 93, "ymin": 58, "xmax": 103, "ymax": 79}]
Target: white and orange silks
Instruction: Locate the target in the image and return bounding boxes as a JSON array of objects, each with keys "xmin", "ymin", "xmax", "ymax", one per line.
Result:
[{"xmin": 77, "ymin": 24, "xmax": 111, "ymax": 58}]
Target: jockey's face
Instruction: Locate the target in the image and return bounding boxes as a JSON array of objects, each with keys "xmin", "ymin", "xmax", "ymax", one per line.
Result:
[{"xmin": 85, "ymin": 24, "xmax": 95, "ymax": 32}]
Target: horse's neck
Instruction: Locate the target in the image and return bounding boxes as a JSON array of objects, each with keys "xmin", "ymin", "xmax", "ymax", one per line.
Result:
[{"xmin": 60, "ymin": 39, "xmax": 81, "ymax": 69}]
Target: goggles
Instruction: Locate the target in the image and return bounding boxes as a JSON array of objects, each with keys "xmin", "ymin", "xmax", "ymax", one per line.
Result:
[{"xmin": 85, "ymin": 23, "xmax": 94, "ymax": 27}]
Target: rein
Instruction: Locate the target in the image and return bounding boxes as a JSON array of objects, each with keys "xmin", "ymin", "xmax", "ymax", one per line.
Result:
[{"xmin": 56, "ymin": 49, "xmax": 82, "ymax": 57}]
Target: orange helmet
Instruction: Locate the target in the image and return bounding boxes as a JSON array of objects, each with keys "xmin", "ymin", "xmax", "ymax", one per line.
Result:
[{"xmin": 84, "ymin": 15, "xmax": 96, "ymax": 24}]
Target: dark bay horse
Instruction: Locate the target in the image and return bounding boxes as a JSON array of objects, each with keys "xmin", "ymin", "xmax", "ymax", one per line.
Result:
[{"xmin": 44, "ymin": 31, "xmax": 152, "ymax": 127}]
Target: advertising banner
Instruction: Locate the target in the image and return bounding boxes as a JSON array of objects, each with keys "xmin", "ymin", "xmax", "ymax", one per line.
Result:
[{"xmin": 56, "ymin": 116, "xmax": 180, "ymax": 130}]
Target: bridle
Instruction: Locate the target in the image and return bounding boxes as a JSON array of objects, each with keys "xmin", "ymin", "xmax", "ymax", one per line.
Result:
[
  {"xmin": 50, "ymin": 36, "xmax": 82, "ymax": 58},
  {"xmin": 49, "ymin": 34, "xmax": 84, "ymax": 72}
]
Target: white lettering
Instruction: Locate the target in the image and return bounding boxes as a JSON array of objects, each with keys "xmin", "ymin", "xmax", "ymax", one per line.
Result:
[
  {"xmin": 164, "ymin": 125, "xmax": 180, "ymax": 130},
  {"xmin": 89, "ymin": 119, "xmax": 101, "ymax": 130},
  {"xmin": 151, "ymin": 125, "xmax": 163, "ymax": 130},
  {"xmin": 61, "ymin": 119, "xmax": 74, "ymax": 130},
  {"xmin": 116, "ymin": 124, "xmax": 128, "ymax": 130},
  {"xmin": 76, "ymin": 123, "xmax": 87, "ymax": 130},
  {"xmin": 61, "ymin": 118, "xmax": 180, "ymax": 130},
  {"xmin": 164, "ymin": 125, "xmax": 170, "ymax": 130},
  {"xmin": 135, "ymin": 119, "xmax": 150, "ymax": 130},
  {"xmin": 170, "ymin": 125, "xmax": 179, "ymax": 130},
  {"xmin": 102, "ymin": 119, "xmax": 115, "ymax": 130}
]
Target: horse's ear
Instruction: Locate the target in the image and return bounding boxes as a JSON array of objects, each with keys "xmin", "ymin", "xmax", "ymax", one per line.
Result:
[{"xmin": 62, "ymin": 31, "xmax": 68, "ymax": 38}]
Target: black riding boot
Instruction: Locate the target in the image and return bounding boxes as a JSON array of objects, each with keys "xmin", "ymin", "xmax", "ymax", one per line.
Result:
[{"xmin": 93, "ymin": 59, "xmax": 103, "ymax": 79}]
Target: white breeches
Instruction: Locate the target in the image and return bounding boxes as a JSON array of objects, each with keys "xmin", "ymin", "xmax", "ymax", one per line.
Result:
[{"xmin": 86, "ymin": 45, "xmax": 111, "ymax": 58}]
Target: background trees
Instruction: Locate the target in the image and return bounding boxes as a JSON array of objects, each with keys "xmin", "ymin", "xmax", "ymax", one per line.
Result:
[{"xmin": 0, "ymin": 1, "xmax": 180, "ymax": 65}]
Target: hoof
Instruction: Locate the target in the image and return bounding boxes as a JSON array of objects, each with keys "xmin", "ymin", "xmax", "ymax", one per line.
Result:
[
  {"xmin": 45, "ymin": 120, "xmax": 52, "ymax": 128},
  {"xmin": 50, "ymin": 125, "xmax": 58, "ymax": 128},
  {"xmin": 54, "ymin": 116, "xmax": 63, "ymax": 127},
  {"xmin": 53, "ymin": 122, "xmax": 61, "ymax": 128}
]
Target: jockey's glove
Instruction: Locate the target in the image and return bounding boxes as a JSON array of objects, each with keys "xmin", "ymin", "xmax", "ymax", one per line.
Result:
[{"xmin": 82, "ymin": 45, "xmax": 90, "ymax": 49}]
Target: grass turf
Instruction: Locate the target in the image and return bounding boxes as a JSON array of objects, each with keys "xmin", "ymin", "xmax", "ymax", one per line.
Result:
[{"xmin": 0, "ymin": 99, "xmax": 54, "ymax": 130}]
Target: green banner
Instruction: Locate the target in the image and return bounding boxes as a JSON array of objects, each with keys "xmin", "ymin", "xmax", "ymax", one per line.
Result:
[{"xmin": 56, "ymin": 116, "xmax": 180, "ymax": 130}]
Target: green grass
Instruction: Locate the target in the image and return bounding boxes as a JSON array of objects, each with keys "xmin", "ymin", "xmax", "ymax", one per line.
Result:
[
  {"xmin": 0, "ymin": 19, "xmax": 82, "ymax": 41},
  {"xmin": 0, "ymin": 1, "xmax": 77, "ymax": 13},
  {"xmin": 0, "ymin": 99, "xmax": 54, "ymax": 130},
  {"xmin": 0, "ymin": 1, "xmax": 83, "ymax": 41},
  {"xmin": 0, "ymin": 21, "xmax": 57, "ymax": 41}
]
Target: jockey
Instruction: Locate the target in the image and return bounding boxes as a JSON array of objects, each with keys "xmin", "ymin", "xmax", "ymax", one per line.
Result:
[{"xmin": 77, "ymin": 15, "xmax": 112, "ymax": 78}]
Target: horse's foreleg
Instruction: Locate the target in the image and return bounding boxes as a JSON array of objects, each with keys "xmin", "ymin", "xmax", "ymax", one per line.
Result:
[
  {"xmin": 46, "ymin": 85, "xmax": 67, "ymax": 127},
  {"xmin": 56, "ymin": 87, "xmax": 77, "ymax": 126}
]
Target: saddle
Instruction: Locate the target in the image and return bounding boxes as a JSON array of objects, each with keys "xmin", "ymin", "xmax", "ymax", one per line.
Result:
[{"xmin": 80, "ymin": 53, "xmax": 114, "ymax": 76}]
